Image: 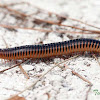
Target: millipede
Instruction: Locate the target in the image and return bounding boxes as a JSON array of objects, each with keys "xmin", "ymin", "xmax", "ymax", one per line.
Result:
[{"xmin": 0, "ymin": 38, "xmax": 100, "ymax": 60}]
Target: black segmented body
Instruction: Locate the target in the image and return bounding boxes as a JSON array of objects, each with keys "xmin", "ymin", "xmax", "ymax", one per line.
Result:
[{"xmin": 0, "ymin": 38, "xmax": 100, "ymax": 60}]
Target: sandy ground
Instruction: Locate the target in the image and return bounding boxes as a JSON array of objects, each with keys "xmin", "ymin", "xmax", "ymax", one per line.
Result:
[{"xmin": 0, "ymin": 0, "xmax": 100, "ymax": 100}]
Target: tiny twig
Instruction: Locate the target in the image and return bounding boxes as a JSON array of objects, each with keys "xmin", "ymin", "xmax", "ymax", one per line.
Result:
[
  {"xmin": 0, "ymin": 4, "xmax": 27, "ymax": 18},
  {"xmin": 8, "ymin": 95, "xmax": 25, "ymax": 100},
  {"xmin": 71, "ymin": 70, "xmax": 91, "ymax": 84},
  {"xmin": 2, "ymin": 36, "xmax": 9, "ymax": 48},
  {"xmin": 33, "ymin": 18, "xmax": 100, "ymax": 34},
  {"xmin": 19, "ymin": 65, "xmax": 30, "ymax": 79},
  {"xmin": 0, "ymin": 24, "xmax": 96, "ymax": 34},
  {"xmin": 45, "ymin": 93, "xmax": 50, "ymax": 100},
  {"xmin": 0, "ymin": 58, "xmax": 31, "ymax": 73},
  {"xmin": 85, "ymin": 84, "xmax": 92, "ymax": 100},
  {"xmin": 67, "ymin": 17, "xmax": 100, "ymax": 30},
  {"xmin": 92, "ymin": 54, "xmax": 100, "ymax": 66},
  {"xmin": 2, "ymin": 2, "xmax": 30, "ymax": 6}
]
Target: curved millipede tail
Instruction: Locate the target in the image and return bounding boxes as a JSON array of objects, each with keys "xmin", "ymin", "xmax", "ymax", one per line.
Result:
[{"xmin": 0, "ymin": 38, "xmax": 100, "ymax": 60}]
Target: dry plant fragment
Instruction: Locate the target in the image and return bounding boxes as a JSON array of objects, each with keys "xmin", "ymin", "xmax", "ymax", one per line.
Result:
[
  {"xmin": 2, "ymin": 2, "xmax": 30, "ymax": 6},
  {"xmin": 85, "ymin": 85, "xmax": 92, "ymax": 100},
  {"xmin": 8, "ymin": 95, "xmax": 25, "ymax": 100},
  {"xmin": 33, "ymin": 18, "xmax": 100, "ymax": 34},
  {"xmin": 92, "ymin": 54, "xmax": 100, "ymax": 66},
  {"xmin": 2, "ymin": 36, "xmax": 9, "ymax": 48},
  {"xmin": 71, "ymin": 70, "xmax": 91, "ymax": 84},
  {"xmin": 0, "ymin": 24, "xmax": 96, "ymax": 34},
  {"xmin": 0, "ymin": 4, "xmax": 27, "ymax": 18},
  {"xmin": 44, "ymin": 92, "xmax": 51, "ymax": 100},
  {"xmin": 0, "ymin": 58, "xmax": 31, "ymax": 73},
  {"xmin": 19, "ymin": 65, "xmax": 30, "ymax": 79}
]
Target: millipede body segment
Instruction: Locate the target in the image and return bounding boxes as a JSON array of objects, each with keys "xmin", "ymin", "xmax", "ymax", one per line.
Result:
[{"xmin": 0, "ymin": 38, "xmax": 100, "ymax": 60}]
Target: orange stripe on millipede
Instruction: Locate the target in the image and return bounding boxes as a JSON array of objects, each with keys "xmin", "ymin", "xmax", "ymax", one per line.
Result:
[{"xmin": 0, "ymin": 38, "xmax": 100, "ymax": 60}]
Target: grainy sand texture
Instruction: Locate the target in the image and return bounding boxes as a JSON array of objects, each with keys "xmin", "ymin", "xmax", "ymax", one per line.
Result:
[{"xmin": 0, "ymin": 0, "xmax": 100, "ymax": 100}]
